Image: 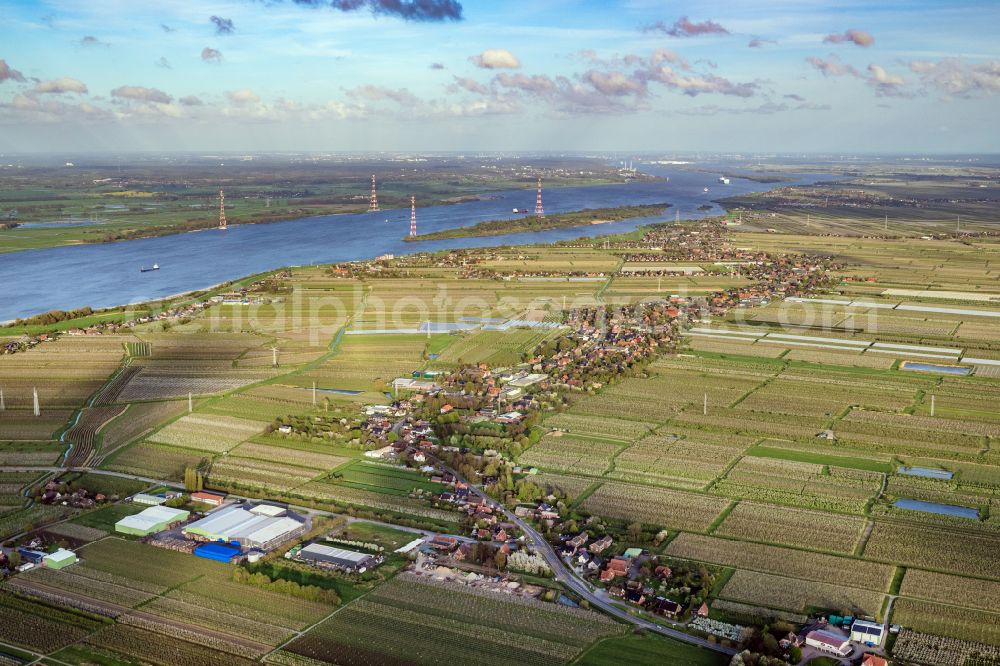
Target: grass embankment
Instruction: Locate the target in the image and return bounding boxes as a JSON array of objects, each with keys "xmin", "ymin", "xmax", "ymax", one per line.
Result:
[{"xmin": 405, "ymin": 203, "xmax": 670, "ymax": 241}]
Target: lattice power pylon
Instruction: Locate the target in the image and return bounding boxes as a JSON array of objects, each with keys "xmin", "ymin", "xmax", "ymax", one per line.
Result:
[
  {"xmin": 534, "ymin": 176, "xmax": 544, "ymax": 218},
  {"xmin": 369, "ymin": 174, "xmax": 380, "ymax": 212},
  {"xmin": 218, "ymin": 189, "xmax": 227, "ymax": 230},
  {"xmin": 409, "ymin": 195, "xmax": 417, "ymax": 237}
]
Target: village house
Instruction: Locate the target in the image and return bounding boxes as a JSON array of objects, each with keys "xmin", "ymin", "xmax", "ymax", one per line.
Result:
[
  {"xmin": 653, "ymin": 597, "xmax": 683, "ymax": 618},
  {"xmin": 805, "ymin": 630, "xmax": 852, "ymax": 658},
  {"xmin": 861, "ymin": 656, "xmax": 889, "ymax": 666},
  {"xmin": 602, "ymin": 556, "xmax": 630, "ymax": 579},
  {"xmin": 589, "ymin": 535, "xmax": 613, "ymax": 553}
]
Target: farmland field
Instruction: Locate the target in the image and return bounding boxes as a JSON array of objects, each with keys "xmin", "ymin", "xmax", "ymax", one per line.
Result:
[
  {"xmin": 104, "ymin": 442, "xmax": 207, "ymax": 480},
  {"xmin": 430, "ymin": 328, "xmax": 561, "ymax": 368},
  {"xmin": 94, "ymin": 399, "xmax": 190, "ymax": 461},
  {"xmin": 713, "ymin": 502, "xmax": 866, "ymax": 554},
  {"xmin": 610, "ymin": 434, "xmax": 746, "ymax": 489},
  {"xmin": 719, "ymin": 569, "xmax": 884, "ymax": 617},
  {"xmin": 1, "ymin": 536, "xmax": 340, "ymax": 665},
  {"xmin": 0, "ymin": 592, "xmax": 104, "ymax": 653},
  {"xmin": 544, "ymin": 412, "xmax": 656, "ymax": 442},
  {"xmin": 711, "ymin": 456, "xmax": 882, "ymax": 514},
  {"xmin": 520, "ymin": 434, "xmax": 622, "ymax": 476},
  {"xmin": 893, "ymin": 630, "xmax": 1000, "ymax": 666},
  {"xmin": 665, "ymin": 533, "xmax": 895, "ymax": 590},
  {"xmin": 581, "ymin": 481, "xmax": 730, "ymax": 531},
  {"xmin": 899, "ymin": 569, "xmax": 1000, "ymax": 614},
  {"xmin": 283, "ymin": 574, "xmax": 625, "ymax": 666},
  {"xmin": 863, "ymin": 522, "xmax": 1000, "ymax": 579},
  {"xmin": 146, "ymin": 413, "xmax": 264, "ymax": 453},
  {"xmin": 891, "ymin": 598, "xmax": 1000, "ymax": 646},
  {"xmin": 577, "ymin": 634, "xmax": 727, "ymax": 666}
]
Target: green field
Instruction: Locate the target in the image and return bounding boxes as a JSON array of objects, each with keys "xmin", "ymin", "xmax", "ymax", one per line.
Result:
[
  {"xmin": 575, "ymin": 634, "xmax": 727, "ymax": 666},
  {"xmin": 69, "ymin": 504, "xmax": 147, "ymax": 532},
  {"xmin": 337, "ymin": 520, "xmax": 421, "ymax": 550}
]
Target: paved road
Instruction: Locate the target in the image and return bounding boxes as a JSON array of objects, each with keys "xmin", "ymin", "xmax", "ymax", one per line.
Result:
[
  {"xmin": 437, "ymin": 459, "xmax": 737, "ymax": 656},
  {"xmin": 3, "ymin": 466, "xmax": 186, "ymax": 489}
]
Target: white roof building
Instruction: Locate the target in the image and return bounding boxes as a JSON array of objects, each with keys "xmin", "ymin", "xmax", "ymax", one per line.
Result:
[
  {"xmin": 850, "ymin": 619, "xmax": 885, "ymax": 647},
  {"xmin": 183, "ymin": 503, "xmax": 306, "ymax": 550},
  {"xmin": 116, "ymin": 505, "xmax": 190, "ymax": 536},
  {"xmin": 131, "ymin": 493, "xmax": 166, "ymax": 506},
  {"xmin": 299, "ymin": 543, "xmax": 376, "ymax": 570},
  {"xmin": 43, "ymin": 548, "xmax": 78, "ymax": 569},
  {"xmin": 508, "ymin": 373, "xmax": 548, "ymax": 388},
  {"xmin": 249, "ymin": 504, "xmax": 287, "ymax": 517},
  {"xmin": 806, "ymin": 630, "xmax": 852, "ymax": 657}
]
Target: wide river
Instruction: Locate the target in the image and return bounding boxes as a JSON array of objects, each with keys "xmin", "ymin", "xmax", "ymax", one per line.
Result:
[{"xmin": 0, "ymin": 166, "xmax": 827, "ymax": 320}]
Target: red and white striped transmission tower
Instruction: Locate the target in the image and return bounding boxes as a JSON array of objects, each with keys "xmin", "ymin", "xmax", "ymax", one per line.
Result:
[
  {"xmin": 534, "ymin": 176, "xmax": 544, "ymax": 218},
  {"xmin": 369, "ymin": 174, "xmax": 380, "ymax": 212},
  {"xmin": 218, "ymin": 188, "xmax": 227, "ymax": 230},
  {"xmin": 409, "ymin": 195, "xmax": 417, "ymax": 237}
]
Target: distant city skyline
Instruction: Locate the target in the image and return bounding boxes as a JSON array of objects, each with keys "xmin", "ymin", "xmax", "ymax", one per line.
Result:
[{"xmin": 1, "ymin": 0, "xmax": 998, "ymax": 153}]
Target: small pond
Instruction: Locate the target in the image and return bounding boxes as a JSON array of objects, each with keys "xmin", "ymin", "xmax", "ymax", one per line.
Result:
[
  {"xmin": 894, "ymin": 498, "xmax": 979, "ymax": 519},
  {"xmin": 900, "ymin": 361, "xmax": 971, "ymax": 376},
  {"xmin": 898, "ymin": 466, "xmax": 954, "ymax": 480}
]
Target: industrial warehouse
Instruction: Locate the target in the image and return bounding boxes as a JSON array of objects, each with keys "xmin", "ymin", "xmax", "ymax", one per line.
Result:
[
  {"xmin": 182, "ymin": 502, "xmax": 308, "ymax": 552},
  {"xmin": 114, "ymin": 505, "xmax": 190, "ymax": 537},
  {"xmin": 290, "ymin": 542, "xmax": 380, "ymax": 572}
]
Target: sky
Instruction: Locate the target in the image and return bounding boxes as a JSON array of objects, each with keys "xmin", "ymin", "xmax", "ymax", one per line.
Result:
[{"xmin": 0, "ymin": 0, "xmax": 998, "ymax": 154}]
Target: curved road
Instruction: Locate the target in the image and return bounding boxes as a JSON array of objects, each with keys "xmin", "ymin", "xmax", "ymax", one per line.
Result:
[{"xmin": 437, "ymin": 459, "xmax": 737, "ymax": 657}]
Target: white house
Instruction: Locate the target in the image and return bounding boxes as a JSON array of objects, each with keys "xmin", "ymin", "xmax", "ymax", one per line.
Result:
[
  {"xmin": 850, "ymin": 620, "xmax": 884, "ymax": 647},
  {"xmin": 805, "ymin": 630, "xmax": 852, "ymax": 657}
]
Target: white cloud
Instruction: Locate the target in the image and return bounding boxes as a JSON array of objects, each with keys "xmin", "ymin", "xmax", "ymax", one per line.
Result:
[
  {"xmin": 111, "ymin": 85, "xmax": 172, "ymax": 104},
  {"xmin": 34, "ymin": 78, "xmax": 89, "ymax": 94},
  {"xmin": 225, "ymin": 89, "xmax": 261, "ymax": 105},
  {"xmin": 470, "ymin": 48, "xmax": 521, "ymax": 70},
  {"xmin": 909, "ymin": 58, "xmax": 1000, "ymax": 98}
]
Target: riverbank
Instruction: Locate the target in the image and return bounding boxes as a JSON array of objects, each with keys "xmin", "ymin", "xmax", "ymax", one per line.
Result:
[
  {"xmin": 404, "ymin": 203, "xmax": 670, "ymax": 241},
  {"xmin": 0, "ymin": 176, "xmax": 631, "ymax": 255}
]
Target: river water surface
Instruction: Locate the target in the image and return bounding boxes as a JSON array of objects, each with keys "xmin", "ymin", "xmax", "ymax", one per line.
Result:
[{"xmin": 0, "ymin": 167, "xmax": 828, "ymax": 320}]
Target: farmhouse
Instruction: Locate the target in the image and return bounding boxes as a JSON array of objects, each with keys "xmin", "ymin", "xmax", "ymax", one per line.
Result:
[
  {"xmin": 653, "ymin": 597, "xmax": 683, "ymax": 618},
  {"xmin": 191, "ymin": 491, "xmax": 225, "ymax": 507},
  {"xmin": 297, "ymin": 543, "xmax": 378, "ymax": 572},
  {"xmin": 805, "ymin": 630, "xmax": 852, "ymax": 657},
  {"xmin": 861, "ymin": 656, "xmax": 889, "ymax": 666},
  {"xmin": 115, "ymin": 505, "xmax": 190, "ymax": 536},
  {"xmin": 599, "ymin": 556, "xmax": 631, "ymax": 581},
  {"xmin": 851, "ymin": 619, "xmax": 885, "ymax": 647},
  {"xmin": 183, "ymin": 503, "xmax": 307, "ymax": 551}
]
